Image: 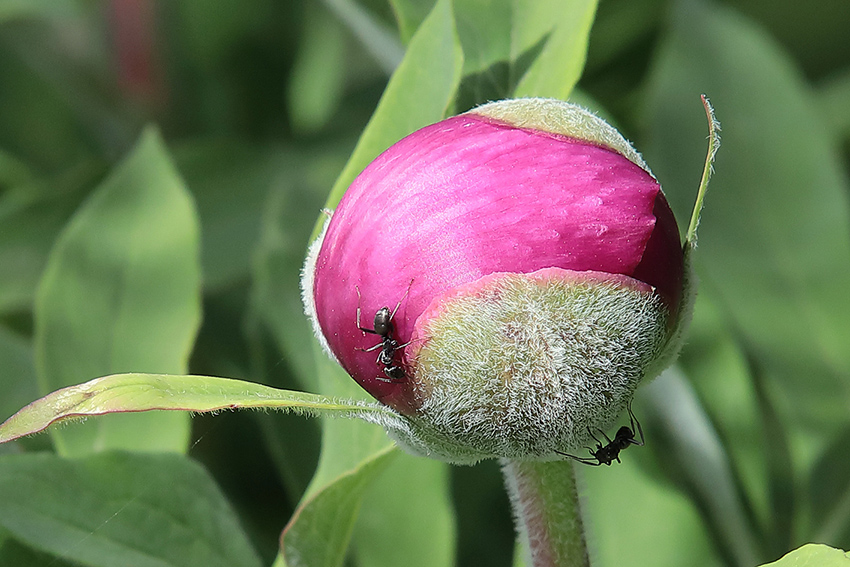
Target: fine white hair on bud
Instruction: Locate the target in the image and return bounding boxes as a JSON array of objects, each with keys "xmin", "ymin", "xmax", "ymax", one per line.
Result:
[{"xmin": 391, "ymin": 269, "xmax": 668, "ymax": 462}]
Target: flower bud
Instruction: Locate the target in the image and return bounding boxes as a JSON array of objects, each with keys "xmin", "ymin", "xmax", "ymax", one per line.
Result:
[{"xmin": 302, "ymin": 98, "xmax": 692, "ymax": 463}]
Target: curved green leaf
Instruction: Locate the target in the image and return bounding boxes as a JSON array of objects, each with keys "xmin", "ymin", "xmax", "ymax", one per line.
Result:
[
  {"xmin": 580, "ymin": 448, "xmax": 721, "ymax": 567},
  {"xmin": 279, "ymin": 355, "xmax": 399, "ymax": 567},
  {"xmin": 512, "ymin": 0, "xmax": 597, "ymax": 100},
  {"xmin": 759, "ymin": 544, "xmax": 850, "ymax": 567},
  {"xmin": 34, "ymin": 127, "xmax": 202, "ymax": 456},
  {"xmin": 0, "ymin": 452, "xmax": 262, "ymax": 567},
  {"xmin": 643, "ymin": 0, "xmax": 850, "ymax": 427},
  {"xmin": 0, "ymin": 372, "xmax": 400, "ymax": 445},
  {"xmin": 281, "ymin": 445, "xmax": 397, "ymax": 567},
  {"xmin": 643, "ymin": 368, "xmax": 762, "ymax": 567},
  {"xmin": 353, "ymin": 454, "xmax": 456, "ymax": 567},
  {"xmin": 287, "ymin": 3, "xmax": 348, "ymax": 134},
  {"xmin": 321, "ymin": 0, "xmax": 463, "ymax": 216}
]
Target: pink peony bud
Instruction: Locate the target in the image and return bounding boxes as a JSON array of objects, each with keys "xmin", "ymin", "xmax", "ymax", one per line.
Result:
[{"xmin": 302, "ymin": 98, "xmax": 693, "ymax": 463}]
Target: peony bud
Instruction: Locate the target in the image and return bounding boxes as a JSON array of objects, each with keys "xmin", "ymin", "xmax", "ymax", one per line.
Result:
[{"xmin": 302, "ymin": 98, "xmax": 693, "ymax": 463}]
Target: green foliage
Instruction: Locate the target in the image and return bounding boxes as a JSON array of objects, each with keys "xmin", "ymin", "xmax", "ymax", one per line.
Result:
[
  {"xmin": 33, "ymin": 128, "xmax": 201, "ymax": 456},
  {"xmin": 0, "ymin": 452, "xmax": 262, "ymax": 567},
  {"xmin": 1, "ymin": 0, "xmax": 849, "ymax": 566}
]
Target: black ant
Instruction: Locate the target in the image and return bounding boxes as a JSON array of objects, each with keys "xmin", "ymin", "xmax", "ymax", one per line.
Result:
[
  {"xmin": 556, "ymin": 404, "xmax": 645, "ymax": 466},
  {"xmin": 356, "ymin": 285, "xmax": 411, "ymax": 382}
]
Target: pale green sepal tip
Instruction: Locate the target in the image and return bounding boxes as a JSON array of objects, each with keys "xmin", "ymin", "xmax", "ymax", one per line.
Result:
[{"xmin": 686, "ymin": 94, "xmax": 721, "ymax": 247}]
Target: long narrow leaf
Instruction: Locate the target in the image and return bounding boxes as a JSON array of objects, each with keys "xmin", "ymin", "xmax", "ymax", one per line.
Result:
[{"xmin": 0, "ymin": 373, "xmax": 401, "ymax": 445}]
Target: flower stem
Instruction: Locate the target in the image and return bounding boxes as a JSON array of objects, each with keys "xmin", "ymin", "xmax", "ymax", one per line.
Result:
[{"xmin": 501, "ymin": 459, "xmax": 590, "ymax": 567}]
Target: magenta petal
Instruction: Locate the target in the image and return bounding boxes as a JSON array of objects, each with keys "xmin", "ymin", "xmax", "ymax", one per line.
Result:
[{"xmin": 311, "ymin": 114, "xmax": 678, "ymax": 409}]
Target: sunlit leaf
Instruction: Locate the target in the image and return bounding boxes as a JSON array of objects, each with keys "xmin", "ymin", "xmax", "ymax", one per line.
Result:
[
  {"xmin": 353, "ymin": 454, "xmax": 456, "ymax": 567},
  {"xmin": 321, "ymin": 0, "xmax": 463, "ymax": 215},
  {"xmin": 0, "ymin": 372, "xmax": 399, "ymax": 444},
  {"xmin": 512, "ymin": 0, "xmax": 598, "ymax": 100},
  {"xmin": 758, "ymin": 543, "xmax": 850, "ymax": 567},
  {"xmin": 33, "ymin": 128, "xmax": 202, "ymax": 456}
]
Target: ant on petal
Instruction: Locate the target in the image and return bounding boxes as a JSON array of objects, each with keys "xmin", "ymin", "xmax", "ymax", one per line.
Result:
[
  {"xmin": 556, "ymin": 403, "xmax": 645, "ymax": 466},
  {"xmin": 355, "ymin": 283, "xmax": 412, "ymax": 382}
]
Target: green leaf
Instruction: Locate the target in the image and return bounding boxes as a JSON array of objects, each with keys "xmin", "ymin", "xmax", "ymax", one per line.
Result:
[
  {"xmin": 0, "ymin": 327, "xmax": 37, "ymax": 428},
  {"xmin": 643, "ymin": 0, "xmax": 850, "ymax": 427},
  {"xmin": 353, "ymin": 454, "xmax": 456, "ymax": 567},
  {"xmin": 512, "ymin": 0, "xmax": 598, "ymax": 100},
  {"xmin": 287, "ymin": 2, "xmax": 348, "ymax": 134},
  {"xmin": 33, "ymin": 127, "xmax": 202, "ymax": 456},
  {"xmin": 817, "ymin": 68, "xmax": 850, "ymax": 141},
  {"xmin": 0, "ymin": 452, "xmax": 263, "ymax": 567},
  {"xmin": 809, "ymin": 423, "xmax": 850, "ymax": 547},
  {"xmin": 642, "ymin": 368, "xmax": 763, "ymax": 567},
  {"xmin": 0, "ymin": 0, "xmax": 80, "ymax": 23},
  {"xmin": 280, "ymin": 445, "xmax": 397, "ymax": 567},
  {"xmin": 0, "ymin": 535, "xmax": 78, "ymax": 567},
  {"xmin": 278, "ymin": 356, "xmax": 399, "ymax": 567},
  {"xmin": 321, "ymin": 0, "xmax": 463, "ymax": 216},
  {"xmin": 0, "ymin": 162, "xmax": 101, "ymax": 314},
  {"xmin": 453, "ymin": 0, "xmax": 512, "ymax": 76},
  {"xmin": 758, "ymin": 544, "xmax": 850, "ymax": 567},
  {"xmin": 174, "ymin": 140, "xmax": 280, "ymax": 292},
  {"xmin": 324, "ymin": 0, "xmax": 404, "ymax": 75},
  {"xmin": 388, "ymin": 0, "xmax": 435, "ymax": 45},
  {"xmin": 0, "ymin": 372, "xmax": 400, "ymax": 444},
  {"xmin": 580, "ymin": 449, "xmax": 722, "ymax": 567}
]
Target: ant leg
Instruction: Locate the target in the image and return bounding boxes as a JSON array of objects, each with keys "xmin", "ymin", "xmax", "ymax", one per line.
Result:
[
  {"xmin": 388, "ymin": 278, "xmax": 414, "ymax": 321},
  {"xmin": 586, "ymin": 427, "xmax": 604, "ymax": 447},
  {"xmin": 598, "ymin": 428, "xmax": 614, "ymax": 445},
  {"xmin": 554, "ymin": 450, "xmax": 602, "ymax": 466},
  {"xmin": 357, "ymin": 342, "xmax": 384, "ymax": 353},
  {"xmin": 628, "ymin": 402, "xmax": 645, "ymax": 446}
]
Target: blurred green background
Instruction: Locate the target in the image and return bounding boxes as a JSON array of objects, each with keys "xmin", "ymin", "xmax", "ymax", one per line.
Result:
[{"xmin": 0, "ymin": 0, "xmax": 849, "ymax": 566}]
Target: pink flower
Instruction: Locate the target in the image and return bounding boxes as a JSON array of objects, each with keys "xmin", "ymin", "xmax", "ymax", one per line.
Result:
[{"xmin": 303, "ymin": 99, "xmax": 691, "ymax": 461}]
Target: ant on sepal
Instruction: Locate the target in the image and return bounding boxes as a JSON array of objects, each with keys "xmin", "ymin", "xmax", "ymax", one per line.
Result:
[
  {"xmin": 355, "ymin": 284, "xmax": 411, "ymax": 382},
  {"xmin": 556, "ymin": 403, "xmax": 645, "ymax": 466}
]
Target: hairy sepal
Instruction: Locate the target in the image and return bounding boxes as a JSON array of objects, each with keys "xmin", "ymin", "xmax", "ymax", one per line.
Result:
[{"xmin": 389, "ymin": 268, "xmax": 669, "ymax": 462}]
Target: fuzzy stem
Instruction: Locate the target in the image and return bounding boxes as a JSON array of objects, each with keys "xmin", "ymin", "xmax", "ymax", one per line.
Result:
[{"xmin": 501, "ymin": 459, "xmax": 590, "ymax": 567}]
